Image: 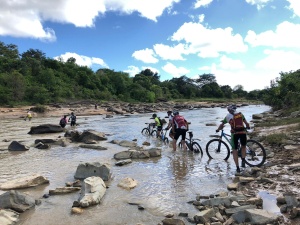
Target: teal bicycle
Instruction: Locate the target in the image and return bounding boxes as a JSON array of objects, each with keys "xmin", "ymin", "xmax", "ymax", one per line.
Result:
[{"xmin": 206, "ymin": 129, "xmax": 266, "ymax": 167}]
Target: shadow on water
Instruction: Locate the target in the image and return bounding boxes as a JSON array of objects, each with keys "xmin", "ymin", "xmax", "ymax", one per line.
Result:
[{"xmin": 0, "ymin": 105, "xmax": 271, "ymax": 225}]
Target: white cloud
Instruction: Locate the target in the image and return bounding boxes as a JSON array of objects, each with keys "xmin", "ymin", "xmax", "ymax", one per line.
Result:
[
  {"xmin": 54, "ymin": 52, "xmax": 108, "ymax": 68},
  {"xmin": 154, "ymin": 43, "xmax": 187, "ymax": 60},
  {"xmin": 245, "ymin": 0, "xmax": 272, "ymax": 10},
  {"xmin": 171, "ymin": 22, "xmax": 248, "ymax": 58},
  {"xmin": 218, "ymin": 56, "xmax": 245, "ymax": 70},
  {"xmin": 255, "ymin": 49, "xmax": 300, "ymax": 72},
  {"xmin": 286, "ymin": 0, "xmax": 300, "ymax": 17},
  {"xmin": 0, "ymin": 0, "xmax": 179, "ymax": 40},
  {"xmin": 124, "ymin": 65, "xmax": 140, "ymax": 76},
  {"xmin": 245, "ymin": 21, "xmax": 300, "ymax": 48},
  {"xmin": 194, "ymin": 0, "xmax": 214, "ymax": 9},
  {"xmin": 132, "ymin": 48, "xmax": 159, "ymax": 63},
  {"xmin": 162, "ymin": 62, "xmax": 190, "ymax": 78}
]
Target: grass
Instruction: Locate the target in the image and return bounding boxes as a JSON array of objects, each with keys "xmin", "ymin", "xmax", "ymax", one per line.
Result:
[
  {"xmin": 255, "ymin": 117, "xmax": 300, "ymax": 127},
  {"xmin": 261, "ymin": 133, "xmax": 289, "ymax": 146}
]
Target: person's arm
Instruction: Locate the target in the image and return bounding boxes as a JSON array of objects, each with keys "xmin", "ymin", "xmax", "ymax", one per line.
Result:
[
  {"xmin": 216, "ymin": 123, "xmax": 225, "ymax": 132},
  {"xmin": 185, "ymin": 119, "xmax": 189, "ymax": 130},
  {"xmin": 242, "ymin": 114, "xmax": 250, "ymax": 129}
]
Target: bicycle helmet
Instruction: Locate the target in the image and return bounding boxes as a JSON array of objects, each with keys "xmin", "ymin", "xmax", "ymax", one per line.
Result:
[
  {"xmin": 227, "ymin": 105, "xmax": 237, "ymax": 114},
  {"xmin": 173, "ymin": 111, "xmax": 179, "ymax": 115},
  {"xmin": 167, "ymin": 110, "xmax": 172, "ymax": 114},
  {"xmin": 152, "ymin": 113, "xmax": 157, "ymax": 118}
]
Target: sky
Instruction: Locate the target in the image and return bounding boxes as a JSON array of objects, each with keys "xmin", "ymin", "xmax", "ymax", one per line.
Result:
[{"xmin": 1, "ymin": 0, "xmax": 300, "ymax": 91}]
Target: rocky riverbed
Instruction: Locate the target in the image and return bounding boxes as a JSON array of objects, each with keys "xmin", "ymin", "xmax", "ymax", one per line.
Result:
[{"xmin": 0, "ymin": 102, "xmax": 299, "ymax": 225}]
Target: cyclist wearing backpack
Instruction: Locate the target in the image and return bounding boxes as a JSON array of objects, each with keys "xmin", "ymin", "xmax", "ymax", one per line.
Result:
[
  {"xmin": 216, "ymin": 105, "xmax": 250, "ymax": 173},
  {"xmin": 59, "ymin": 115, "xmax": 68, "ymax": 128},
  {"xmin": 172, "ymin": 111, "xmax": 189, "ymax": 151},
  {"xmin": 68, "ymin": 112, "xmax": 77, "ymax": 126},
  {"xmin": 152, "ymin": 113, "xmax": 163, "ymax": 137}
]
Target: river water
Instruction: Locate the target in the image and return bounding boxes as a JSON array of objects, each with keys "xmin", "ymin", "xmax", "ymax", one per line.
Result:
[{"xmin": 0, "ymin": 104, "xmax": 270, "ymax": 225}]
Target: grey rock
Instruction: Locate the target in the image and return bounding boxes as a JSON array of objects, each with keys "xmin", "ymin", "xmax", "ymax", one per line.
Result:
[{"xmin": 74, "ymin": 162, "xmax": 111, "ymax": 181}]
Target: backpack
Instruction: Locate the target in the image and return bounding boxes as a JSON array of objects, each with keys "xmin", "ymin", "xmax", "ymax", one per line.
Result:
[
  {"xmin": 158, "ymin": 117, "xmax": 164, "ymax": 127},
  {"xmin": 60, "ymin": 118, "xmax": 66, "ymax": 126},
  {"xmin": 232, "ymin": 112, "xmax": 245, "ymax": 131}
]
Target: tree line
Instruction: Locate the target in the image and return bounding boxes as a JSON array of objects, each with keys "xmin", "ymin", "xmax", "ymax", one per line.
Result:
[{"xmin": 0, "ymin": 41, "xmax": 299, "ymax": 111}]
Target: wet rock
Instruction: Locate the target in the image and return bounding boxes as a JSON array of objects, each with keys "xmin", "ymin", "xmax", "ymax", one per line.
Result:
[
  {"xmin": 225, "ymin": 205, "xmax": 257, "ymax": 216},
  {"xmin": 0, "ymin": 209, "xmax": 19, "ymax": 225},
  {"xmin": 71, "ymin": 207, "xmax": 83, "ymax": 214},
  {"xmin": 147, "ymin": 148, "xmax": 162, "ymax": 157},
  {"xmin": 232, "ymin": 209, "xmax": 279, "ymax": 224},
  {"xmin": 194, "ymin": 208, "xmax": 216, "ymax": 223},
  {"xmin": 227, "ymin": 182, "xmax": 239, "ymax": 191},
  {"xmin": 0, "ymin": 174, "xmax": 49, "ymax": 190},
  {"xmin": 117, "ymin": 177, "xmax": 137, "ymax": 190},
  {"xmin": 114, "ymin": 151, "xmax": 132, "ymax": 160},
  {"xmin": 115, "ymin": 159, "xmax": 132, "ymax": 166},
  {"xmin": 252, "ymin": 114, "xmax": 264, "ymax": 119},
  {"xmin": 0, "ymin": 190, "xmax": 36, "ymax": 212},
  {"xmin": 202, "ymin": 197, "xmax": 232, "ymax": 207},
  {"xmin": 162, "ymin": 218, "xmax": 185, "ymax": 225},
  {"xmin": 74, "ymin": 162, "xmax": 111, "ymax": 181},
  {"xmin": 28, "ymin": 124, "xmax": 63, "ymax": 134},
  {"xmin": 8, "ymin": 141, "xmax": 29, "ymax": 151},
  {"xmin": 142, "ymin": 141, "xmax": 150, "ymax": 146},
  {"xmin": 35, "ymin": 142, "xmax": 51, "ymax": 149},
  {"xmin": 49, "ymin": 187, "xmax": 81, "ymax": 195},
  {"xmin": 79, "ymin": 144, "xmax": 107, "ymax": 150},
  {"xmin": 78, "ymin": 176, "xmax": 106, "ymax": 208}
]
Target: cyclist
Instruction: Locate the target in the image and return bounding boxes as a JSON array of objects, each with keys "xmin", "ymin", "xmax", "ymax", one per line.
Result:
[
  {"xmin": 172, "ymin": 111, "xmax": 189, "ymax": 151},
  {"xmin": 68, "ymin": 112, "xmax": 77, "ymax": 126},
  {"xmin": 165, "ymin": 110, "xmax": 174, "ymax": 140},
  {"xmin": 152, "ymin": 113, "xmax": 163, "ymax": 137},
  {"xmin": 216, "ymin": 105, "xmax": 250, "ymax": 173}
]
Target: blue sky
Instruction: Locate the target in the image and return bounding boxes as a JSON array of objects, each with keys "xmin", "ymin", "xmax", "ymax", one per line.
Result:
[{"xmin": 1, "ymin": 0, "xmax": 300, "ymax": 91}]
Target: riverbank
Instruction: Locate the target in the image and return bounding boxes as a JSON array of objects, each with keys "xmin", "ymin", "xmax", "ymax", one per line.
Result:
[{"xmin": 0, "ymin": 100, "xmax": 256, "ymax": 119}]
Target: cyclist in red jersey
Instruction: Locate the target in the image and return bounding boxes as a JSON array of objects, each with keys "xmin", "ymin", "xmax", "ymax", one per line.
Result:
[{"xmin": 172, "ymin": 111, "xmax": 189, "ymax": 151}]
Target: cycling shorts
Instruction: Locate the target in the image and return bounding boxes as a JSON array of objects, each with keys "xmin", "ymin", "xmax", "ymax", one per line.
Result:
[
  {"xmin": 232, "ymin": 133, "xmax": 247, "ymax": 149},
  {"xmin": 174, "ymin": 128, "xmax": 187, "ymax": 140}
]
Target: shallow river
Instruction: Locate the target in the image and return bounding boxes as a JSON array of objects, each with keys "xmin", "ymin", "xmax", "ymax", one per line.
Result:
[{"xmin": 0, "ymin": 104, "xmax": 270, "ymax": 225}]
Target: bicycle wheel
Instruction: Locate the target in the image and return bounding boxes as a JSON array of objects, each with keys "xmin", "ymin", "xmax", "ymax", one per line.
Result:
[
  {"xmin": 206, "ymin": 139, "xmax": 230, "ymax": 160},
  {"xmin": 243, "ymin": 139, "xmax": 266, "ymax": 167},
  {"xmin": 141, "ymin": 128, "xmax": 150, "ymax": 136},
  {"xmin": 192, "ymin": 142, "xmax": 203, "ymax": 156},
  {"xmin": 151, "ymin": 130, "xmax": 157, "ymax": 137},
  {"xmin": 178, "ymin": 141, "xmax": 188, "ymax": 149}
]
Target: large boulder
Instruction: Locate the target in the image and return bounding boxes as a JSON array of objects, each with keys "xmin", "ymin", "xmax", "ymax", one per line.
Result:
[
  {"xmin": 67, "ymin": 130, "xmax": 107, "ymax": 143},
  {"xmin": 28, "ymin": 124, "xmax": 63, "ymax": 134},
  {"xmin": 78, "ymin": 176, "xmax": 106, "ymax": 208},
  {"xmin": 0, "ymin": 190, "xmax": 36, "ymax": 212},
  {"xmin": 74, "ymin": 162, "xmax": 111, "ymax": 181},
  {"xmin": 0, "ymin": 174, "xmax": 49, "ymax": 190},
  {"xmin": 8, "ymin": 141, "xmax": 29, "ymax": 151}
]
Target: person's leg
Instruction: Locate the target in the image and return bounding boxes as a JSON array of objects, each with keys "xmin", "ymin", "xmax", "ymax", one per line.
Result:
[
  {"xmin": 240, "ymin": 134, "xmax": 247, "ymax": 167},
  {"xmin": 233, "ymin": 134, "xmax": 240, "ymax": 172},
  {"xmin": 181, "ymin": 129, "xmax": 187, "ymax": 151},
  {"xmin": 173, "ymin": 130, "xmax": 179, "ymax": 151}
]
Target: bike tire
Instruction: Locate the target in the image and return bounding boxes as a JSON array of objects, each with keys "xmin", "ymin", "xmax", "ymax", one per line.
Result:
[
  {"xmin": 243, "ymin": 139, "xmax": 266, "ymax": 167},
  {"xmin": 206, "ymin": 139, "xmax": 230, "ymax": 160},
  {"xmin": 192, "ymin": 142, "xmax": 203, "ymax": 156},
  {"xmin": 178, "ymin": 141, "xmax": 188, "ymax": 149},
  {"xmin": 141, "ymin": 128, "xmax": 150, "ymax": 136},
  {"xmin": 151, "ymin": 130, "xmax": 157, "ymax": 137}
]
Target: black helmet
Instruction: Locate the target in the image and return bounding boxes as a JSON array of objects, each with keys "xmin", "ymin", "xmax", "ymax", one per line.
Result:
[
  {"xmin": 167, "ymin": 110, "xmax": 172, "ymax": 114},
  {"xmin": 173, "ymin": 111, "xmax": 179, "ymax": 115},
  {"xmin": 152, "ymin": 113, "xmax": 157, "ymax": 118}
]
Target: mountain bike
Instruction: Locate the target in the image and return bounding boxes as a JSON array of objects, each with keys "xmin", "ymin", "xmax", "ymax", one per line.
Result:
[
  {"xmin": 178, "ymin": 131, "xmax": 203, "ymax": 156},
  {"xmin": 205, "ymin": 129, "xmax": 266, "ymax": 167},
  {"xmin": 141, "ymin": 123, "xmax": 156, "ymax": 136}
]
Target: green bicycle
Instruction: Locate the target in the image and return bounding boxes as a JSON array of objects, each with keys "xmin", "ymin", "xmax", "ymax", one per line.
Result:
[{"xmin": 206, "ymin": 129, "xmax": 266, "ymax": 167}]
